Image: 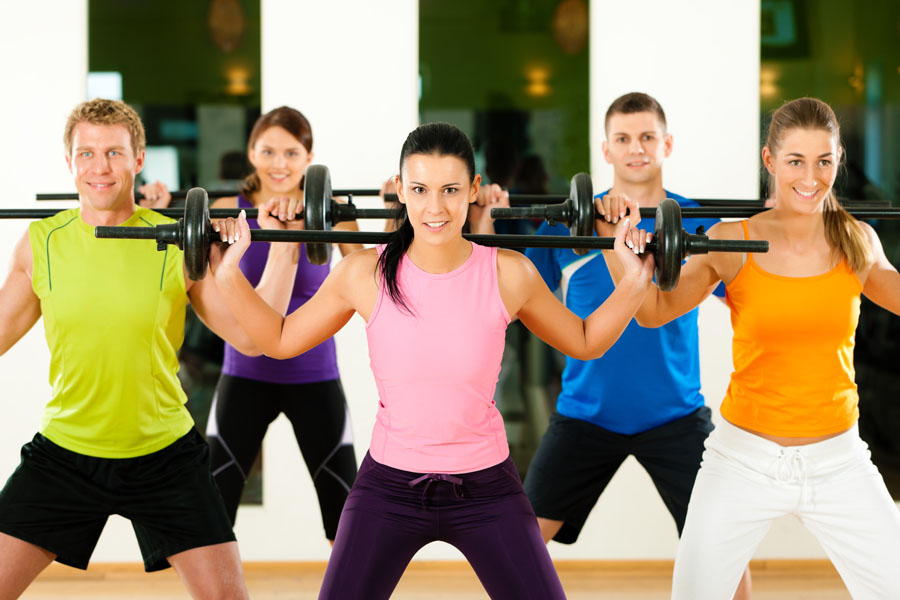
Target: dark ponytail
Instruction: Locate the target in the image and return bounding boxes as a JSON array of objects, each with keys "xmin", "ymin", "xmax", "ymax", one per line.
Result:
[{"xmin": 376, "ymin": 122, "xmax": 476, "ymax": 312}]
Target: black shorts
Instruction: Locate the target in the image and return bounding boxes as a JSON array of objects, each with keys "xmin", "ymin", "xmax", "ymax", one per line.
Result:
[
  {"xmin": 0, "ymin": 428, "xmax": 235, "ymax": 571},
  {"xmin": 523, "ymin": 407, "xmax": 714, "ymax": 544}
]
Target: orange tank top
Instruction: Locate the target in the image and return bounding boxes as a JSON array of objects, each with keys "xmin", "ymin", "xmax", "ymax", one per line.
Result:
[{"xmin": 721, "ymin": 220, "xmax": 863, "ymax": 437}]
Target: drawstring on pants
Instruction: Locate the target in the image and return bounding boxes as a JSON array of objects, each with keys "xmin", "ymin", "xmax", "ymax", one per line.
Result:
[
  {"xmin": 408, "ymin": 473, "xmax": 464, "ymax": 510},
  {"xmin": 774, "ymin": 447, "xmax": 811, "ymax": 505}
]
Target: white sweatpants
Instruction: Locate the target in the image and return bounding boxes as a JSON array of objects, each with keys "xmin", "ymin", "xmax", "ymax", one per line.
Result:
[{"xmin": 672, "ymin": 419, "xmax": 900, "ymax": 600}]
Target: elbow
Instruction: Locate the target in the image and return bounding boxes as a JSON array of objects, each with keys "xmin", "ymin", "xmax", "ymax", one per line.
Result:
[
  {"xmin": 634, "ymin": 314, "xmax": 661, "ymax": 328},
  {"xmin": 640, "ymin": 314, "xmax": 675, "ymax": 328},
  {"xmin": 231, "ymin": 341, "xmax": 263, "ymax": 357},
  {"xmin": 261, "ymin": 338, "xmax": 296, "ymax": 360},
  {"xmin": 575, "ymin": 342, "xmax": 612, "ymax": 362},
  {"xmin": 634, "ymin": 308, "xmax": 673, "ymax": 328}
]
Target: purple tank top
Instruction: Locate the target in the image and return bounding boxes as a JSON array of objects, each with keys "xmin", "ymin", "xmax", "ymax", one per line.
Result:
[{"xmin": 221, "ymin": 195, "xmax": 339, "ymax": 383}]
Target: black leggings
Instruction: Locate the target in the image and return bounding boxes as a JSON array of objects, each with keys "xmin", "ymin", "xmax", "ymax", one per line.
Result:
[{"xmin": 206, "ymin": 375, "xmax": 357, "ymax": 540}]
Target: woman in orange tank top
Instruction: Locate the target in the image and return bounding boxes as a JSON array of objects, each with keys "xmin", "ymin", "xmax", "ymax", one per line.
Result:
[{"xmin": 606, "ymin": 97, "xmax": 900, "ymax": 599}]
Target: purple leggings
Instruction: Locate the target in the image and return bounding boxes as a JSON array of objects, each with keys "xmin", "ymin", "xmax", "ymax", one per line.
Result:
[{"xmin": 318, "ymin": 452, "xmax": 566, "ymax": 599}]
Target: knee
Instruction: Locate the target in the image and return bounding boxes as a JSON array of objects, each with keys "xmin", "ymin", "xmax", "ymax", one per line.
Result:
[{"xmin": 191, "ymin": 579, "xmax": 249, "ymax": 600}]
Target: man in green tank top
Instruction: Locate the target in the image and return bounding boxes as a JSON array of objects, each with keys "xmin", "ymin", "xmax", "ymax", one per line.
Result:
[{"xmin": 0, "ymin": 99, "xmax": 260, "ymax": 599}]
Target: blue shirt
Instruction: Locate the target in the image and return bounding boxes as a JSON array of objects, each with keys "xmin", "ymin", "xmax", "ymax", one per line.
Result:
[{"xmin": 526, "ymin": 191, "xmax": 725, "ymax": 434}]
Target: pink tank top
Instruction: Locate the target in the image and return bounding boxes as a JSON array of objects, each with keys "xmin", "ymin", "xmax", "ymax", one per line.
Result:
[{"xmin": 366, "ymin": 243, "xmax": 511, "ymax": 473}]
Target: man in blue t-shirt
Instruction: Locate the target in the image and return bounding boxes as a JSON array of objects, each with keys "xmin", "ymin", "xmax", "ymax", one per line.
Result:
[{"xmin": 523, "ymin": 92, "xmax": 750, "ymax": 598}]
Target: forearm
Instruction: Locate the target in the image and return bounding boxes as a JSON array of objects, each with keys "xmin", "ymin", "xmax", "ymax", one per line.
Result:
[
  {"xmin": 334, "ymin": 219, "xmax": 363, "ymax": 257},
  {"xmin": 256, "ymin": 245, "xmax": 300, "ymax": 315},
  {"xmin": 337, "ymin": 243, "xmax": 363, "ymax": 257},
  {"xmin": 468, "ymin": 219, "xmax": 496, "ymax": 235},
  {"xmin": 602, "ymin": 249, "xmax": 684, "ymax": 327},
  {"xmin": 580, "ymin": 274, "xmax": 649, "ymax": 359},
  {"xmin": 215, "ymin": 265, "xmax": 291, "ymax": 358}
]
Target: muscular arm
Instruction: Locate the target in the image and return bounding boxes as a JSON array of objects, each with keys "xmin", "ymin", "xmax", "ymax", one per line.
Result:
[
  {"xmin": 333, "ymin": 211, "xmax": 363, "ymax": 257},
  {"xmin": 185, "ymin": 269, "xmax": 262, "ymax": 356},
  {"xmin": 0, "ymin": 232, "xmax": 42, "ymax": 356},
  {"xmin": 214, "ymin": 252, "xmax": 361, "ymax": 359},
  {"xmin": 602, "ymin": 222, "xmax": 730, "ymax": 327},
  {"xmin": 210, "ymin": 212, "xmax": 367, "ymax": 359},
  {"xmin": 860, "ymin": 222, "xmax": 900, "ymax": 315},
  {"xmin": 500, "ymin": 248, "xmax": 652, "ymax": 361},
  {"xmin": 212, "ymin": 195, "xmax": 309, "ymax": 317}
]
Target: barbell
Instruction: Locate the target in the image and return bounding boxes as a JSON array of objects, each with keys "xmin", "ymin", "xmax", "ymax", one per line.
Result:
[
  {"xmin": 93, "ymin": 185, "xmax": 769, "ymax": 291},
  {"xmin": 489, "ymin": 187, "xmax": 900, "ymax": 236},
  {"xmin": 36, "ymin": 187, "xmax": 387, "ymax": 202},
  {"xmin": 20, "ymin": 166, "xmax": 396, "ymax": 265}
]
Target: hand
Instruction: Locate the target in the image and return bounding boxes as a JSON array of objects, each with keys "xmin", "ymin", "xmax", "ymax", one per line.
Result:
[
  {"xmin": 595, "ymin": 193, "xmax": 640, "ymax": 237},
  {"xmin": 137, "ymin": 180, "xmax": 172, "ymax": 209},
  {"xmin": 381, "ymin": 177, "xmax": 402, "ymax": 232},
  {"xmin": 209, "ymin": 211, "xmax": 251, "ymax": 278},
  {"xmin": 258, "ymin": 196, "xmax": 304, "ymax": 231},
  {"xmin": 380, "ymin": 177, "xmax": 399, "ymax": 207},
  {"xmin": 467, "ymin": 184, "xmax": 509, "ymax": 235},
  {"xmin": 612, "ymin": 218, "xmax": 655, "ymax": 286}
]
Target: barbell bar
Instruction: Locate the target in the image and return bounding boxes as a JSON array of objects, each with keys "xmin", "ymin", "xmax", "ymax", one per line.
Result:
[
  {"xmin": 0, "ymin": 206, "xmax": 396, "ymax": 222},
  {"xmin": 94, "ymin": 187, "xmax": 769, "ymax": 291},
  {"xmin": 36, "ymin": 188, "xmax": 387, "ymax": 202},
  {"xmin": 489, "ymin": 188, "xmax": 900, "ymax": 241}
]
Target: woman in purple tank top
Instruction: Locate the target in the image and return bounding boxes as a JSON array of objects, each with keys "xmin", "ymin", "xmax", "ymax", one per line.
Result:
[
  {"xmin": 211, "ymin": 122, "xmax": 655, "ymax": 599},
  {"xmin": 204, "ymin": 107, "xmax": 363, "ymax": 544}
]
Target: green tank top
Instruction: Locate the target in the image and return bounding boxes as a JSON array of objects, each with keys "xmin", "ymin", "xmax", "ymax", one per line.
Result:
[{"xmin": 29, "ymin": 207, "xmax": 194, "ymax": 458}]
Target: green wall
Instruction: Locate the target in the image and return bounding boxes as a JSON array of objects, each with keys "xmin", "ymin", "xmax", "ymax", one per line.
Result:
[
  {"xmin": 419, "ymin": 0, "xmax": 590, "ymax": 187},
  {"xmin": 89, "ymin": 0, "xmax": 261, "ymax": 107}
]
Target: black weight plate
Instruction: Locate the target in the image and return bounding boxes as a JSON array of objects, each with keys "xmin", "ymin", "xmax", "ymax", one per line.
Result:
[
  {"xmin": 183, "ymin": 188, "xmax": 211, "ymax": 281},
  {"xmin": 568, "ymin": 172, "xmax": 593, "ymax": 255},
  {"xmin": 303, "ymin": 164, "xmax": 333, "ymax": 265},
  {"xmin": 654, "ymin": 198, "xmax": 683, "ymax": 291}
]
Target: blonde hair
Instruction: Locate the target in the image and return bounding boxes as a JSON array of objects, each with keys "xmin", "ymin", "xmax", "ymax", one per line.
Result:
[
  {"xmin": 64, "ymin": 98, "xmax": 146, "ymax": 157},
  {"xmin": 765, "ymin": 97, "xmax": 871, "ymax": 272}
]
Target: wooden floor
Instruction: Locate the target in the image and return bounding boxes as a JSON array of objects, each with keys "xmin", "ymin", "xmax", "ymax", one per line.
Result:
[{"xmin": 24, "ymin": 560, "xmax": 850, "ymax": 599}]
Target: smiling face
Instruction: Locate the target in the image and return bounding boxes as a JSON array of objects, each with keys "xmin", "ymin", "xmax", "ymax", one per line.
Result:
[
  {"xmin": 66, "ymin": 122, "xmax": 144, "ymax": 212},
  {"xmin": 396, "ymin": 153, "xmax": 479, "ymax": 246},
  {"xmin": 248, "ymin": 125, "xmax": 313, "ymax": 194},
  {"xmin": 763, "ymin": 127, "xmax": 839, "ymax": 213},
  {"xmin": 602, "ymin": 111, "xmax": 672, "ymax": 186}
]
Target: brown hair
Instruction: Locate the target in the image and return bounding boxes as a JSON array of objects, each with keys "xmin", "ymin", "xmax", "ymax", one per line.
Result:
[
  {"xmin": 240, "ymin": 106, "xmax": 313, "ymax": 197},
  {"xmin": 764, "ymin": 97, "xmax": 871, "ymax": 272},
  {"xmin": 63, "ymin": 98, "xmax": 146, "ymax": 157},
  {"xmin": 604, "ymin": 92, "xmax": 667, "ymax": 134}
]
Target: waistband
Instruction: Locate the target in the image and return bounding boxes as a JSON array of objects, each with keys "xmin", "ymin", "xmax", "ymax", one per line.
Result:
[
  {"xmin": 716, "ymin": 417, "xmax": 862, "ymax": 463},
  {"xmin": 359, "ymin": 452, "xmax": 520, "ymax": 509}
]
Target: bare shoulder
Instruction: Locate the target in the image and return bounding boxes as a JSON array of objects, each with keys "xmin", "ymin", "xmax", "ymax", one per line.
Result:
[
  {"xmin": 696, "ymin": 221, "xmax": 748, "ymax": 284},
  {"xmin": 858, "ymin": 220, "xmax": 880, "ymax": 245},
  {"xmin": 857, "ymin": 220, "xmax": 887, "ymax": 271},
  {"xmin": 210, "ymin": 195, "xmax": 239, "ymax": 209},
  {"xmin": 333, "ymin": 246, "xmax": 379, "ymax": 281},
  {"xmin": 706, "ymin": 220, "xmax": 746, "ymax": 240},
  {"xmin": 496, "ymin": 248, "xmax": 541, "ymax": 290},
  {"xmin": 11, "ymin": 229, "xmax": 34, "ymax": 275},
  {"xmin": 497, "ymin": 247, "xmax": 535, "ymax": 274}
]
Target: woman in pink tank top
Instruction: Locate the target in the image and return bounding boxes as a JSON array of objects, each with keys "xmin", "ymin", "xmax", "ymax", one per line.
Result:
[
  {"xmin": 609, "ymin": 98, "xmax": 900, "ymax": 599},
  {"xmin": 210, "ymin": 122, "xmax": 654, "ymax": 599}
]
